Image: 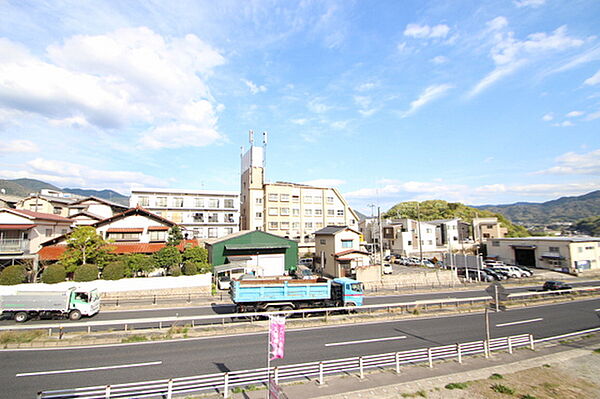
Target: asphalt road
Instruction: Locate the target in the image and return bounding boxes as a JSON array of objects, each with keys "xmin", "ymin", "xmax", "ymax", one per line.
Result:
[{"xmin": 3, "ymin": 297, "xmax": 600, "ymax": 398}]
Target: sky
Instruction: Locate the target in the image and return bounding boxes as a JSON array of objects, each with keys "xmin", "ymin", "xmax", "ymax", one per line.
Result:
[{"xmin": 0, "ymin": 0, "xmax": 599, "ymax": 214}]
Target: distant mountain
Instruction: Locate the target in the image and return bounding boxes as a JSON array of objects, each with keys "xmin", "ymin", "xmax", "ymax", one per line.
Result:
[
  {"xmin": 0, "ymin": 178, "xmax": 129, "ymax": 206},
  {"xmin": 477, "ymin": 190, "xmax": 600, "ymax": 225}
]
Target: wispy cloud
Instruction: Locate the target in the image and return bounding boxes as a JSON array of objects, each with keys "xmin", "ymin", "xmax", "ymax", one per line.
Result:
[
  {"xmin": 302, "ymin": 179, "xmax": 345, "ymax": 187},
  {"xmin": 0, "ymin": 140, "xmax": 39, "ymax": 153},
  {"xmin": 514, "ymin": 0, "xmax": 546, "ymax": 8},
  {"xmin": 566, "ymin": 111, "xmax": 584, "ymax": 118},
  {"xmin": 535, "ymin": 149, "xmax": 600, "ymax": 175},
  {"xmin": 404, "ymin": 24, "xmax": 450, "ymax": 39},
  {"xmin": 584, "ymin": 69, "xmax": 600, "ymax": 86},
  {"xmin": 401, "ymin": 84, "xmax": 454, "ymax": 117},
  {"xmin": 242, "ymin": 79, "xmax": 267, "ymax": 94}
]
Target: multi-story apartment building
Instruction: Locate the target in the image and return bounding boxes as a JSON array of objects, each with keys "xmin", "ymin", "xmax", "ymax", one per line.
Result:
[
  {"xmin": 240, "ymin": 143, "xmax": 359, "ymax": 253},
  {"xmin": 472, "ymin": 217, "xmax": 508, "ymax": 241},
  {"xmin": 129, "ymin": 188, "xmax": 239, "ymax": 239}
]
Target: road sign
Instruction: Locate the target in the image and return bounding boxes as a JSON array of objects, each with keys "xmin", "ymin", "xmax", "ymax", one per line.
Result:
[{"xmin": 486, "ymin": 282, "xmax": 509, "ymax": 302}]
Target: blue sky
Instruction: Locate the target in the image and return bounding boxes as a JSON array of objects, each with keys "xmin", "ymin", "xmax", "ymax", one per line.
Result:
[{"xmin": 0, "ymin": 0, "xmax": 599, "ymax": 213}]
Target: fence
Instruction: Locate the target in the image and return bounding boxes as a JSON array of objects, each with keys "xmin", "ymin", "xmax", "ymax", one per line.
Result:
[{"xmin": 38, "ymin": 333, "xmax": 534, "ymax": 399}]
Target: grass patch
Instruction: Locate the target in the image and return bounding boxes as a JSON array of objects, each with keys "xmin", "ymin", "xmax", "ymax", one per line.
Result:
[
  {"xmin": 489, "ymin": 373, "xmax": 504, "ymax": 380},
  {"xmin": 520, "ymin": 395, "xmax": 537, "ymax": 399},
  {"xmin": 445, "ymin": 382, "xmax": 469, "ymax": 390},
  {"xmin": 593, "ymin": 348, "xmax": 600, "ymax": 354},
  {"xmin": 0, "ymin": 329, "xmax": 44, "ymax": 345},
  {"xmin": 401, "ymin": 390, "xmax": 427, "ymax": 398},
  {"xmin": 121, "ymin": 334, "xmax": 148, "ymax": 343},
  {"xmin": 491, "ymin": 384, "xmax": 515, "ymax": 395}
]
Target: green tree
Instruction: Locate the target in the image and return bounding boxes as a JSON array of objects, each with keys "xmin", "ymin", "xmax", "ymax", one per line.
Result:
[
  {"xmin": 166, "ymin": 226, "xmax": 184, "ymax": 247},
  {"xmin": 169, "ymin": 264, "xmax": 182, "ymax": 276},
  {"xmin": 182, "ymin": 261, "xmax": 198, "ymax": 275},
  {"xmin": 102, "ymin": 261, "xmax": 126, "ymax": 280},
  {"xmin": 153, "ymin": 246, "xmax": 182, "ymax": 269},
  {"xmin": 41, "ymin": 264, "xmax": 67, "ymax": 284},
  {"xmin": 73, "ymin": 264, "xmax": 99, "ymax": 282},
  {"xmin": 182, "ymin": 245, "xmax": 210, "ymax": 273},
  {"xmin": 61, "ymin": 226, "xmax": 113, "ymax": 273},
  {"xmin": 0, "ymin": 265, "xmax": 26, "ymax": 285},
  {"xmin": 120, "ymin": 254, "xmax": 155, "ymax": 277}
]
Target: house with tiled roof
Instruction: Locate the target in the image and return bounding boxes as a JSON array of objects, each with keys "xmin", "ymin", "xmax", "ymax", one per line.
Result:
[
  {"xmin": 0, "ymin": 208, "xmax": 74, "ymax": 270},
  {"xmin": 314, "ymin": 226, "xmax": 370, "ymax": 278},
  {"xmin": 67, "ymin": 196, "xmax": 128, "ymax": 225},
  {"xmin": 16, "ymin": 194, "xmax": 77, "ymax": 218},
  {"xmin": 39, "ymin": 207, "xmax": 197, "ymax": 261}
]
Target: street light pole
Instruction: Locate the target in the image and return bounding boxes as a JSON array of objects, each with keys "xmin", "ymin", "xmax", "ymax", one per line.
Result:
[{"xmin": 416, "ymin": 202, "xmax": 423, "ymax": 262}]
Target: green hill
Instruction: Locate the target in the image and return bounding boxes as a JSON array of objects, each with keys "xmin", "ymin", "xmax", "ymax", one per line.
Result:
[
  {"xmin": 384, "ymin": 200, "xmax": 529, "ymax": 237},
  {"xmin": 572, "ymin": 216, "xmax": 600, "ymax": 236}
]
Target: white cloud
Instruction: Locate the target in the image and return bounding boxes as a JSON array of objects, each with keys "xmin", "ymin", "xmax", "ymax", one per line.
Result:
[
  {"xmin": 401, "ymin": 84, "xmax": 454, "ymax": 117},
  {"xmin": 431, "ymin": 56, "xmax": 448, "ymax": 64},
  {"xmin": 514, "ymin": 0, "xmax": 546, "ymax": 8},
  {"xmin": 566, "ymin": 111, "xmax": 584, "ymax": 118},
  {"xmin": 542, "ymin": 113, "xmax": 554, "ymax": 121},
  {"xmin": 356, "ymin": 82, "xmax": 377, "ymax": 91},
  {"xmin": 552, "ymin": 121, "xmax": 574, "ymax": 127},
  {"xmin": 535, "ymin": 149, "xmax": 600, "ymax": 175},
  {"xmin": 404, "ymin": 24, "xmax": 450, "ymax": 39},
  {"xmin": 242, "ymin": 79, "xmax": 267, "ymax": 94},
  {"xmin": 0, "ymin": 28, "xmax": 226, "ymax": 149},
  {"xmin": 584, "ymin": 69, "xmax": 600, "ymax": 85},
  {"xmin": 487, "ymin": 17, "xmax": 508, "ymax": 31},
  {"xmin": 0, "ymin": 140, "xmax": 39, "ymax": 153},
  {"xmin": 291, "ymin": 118, "xmax": 308, "ymax": 125},
  {"xmin": 469, "ymin": 24, "xmax": 584, "ymax": 97},
  {"xmin": 301, "ymin": 179, "xmax": 345, "ymax": 187},
  {"xmin": 397, "ymin": 42, "xmax": 408, "ymax": 52},
  {"xmin": 307, "ymin": 98, "xmax": 333, "ymax": 113},
  {"xmin": 330, "ymin": 120, "xmax": 349, "ymax": 129},
  {"xmin": 344, "ymin": 180, "xmax": 468, "ymax": 199}
]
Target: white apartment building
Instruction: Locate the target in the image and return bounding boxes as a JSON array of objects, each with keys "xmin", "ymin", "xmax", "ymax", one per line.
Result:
[
  {"xmin": 382, "ymin": 218, "xmax": 438, "ymax": 257},
  {"xmin": 239, "ymin": 142, "xmax": 359, "ymax": 253},
  {"xmin": 129, "ymin": 188, "xmax": 239, "ymax": 239}
]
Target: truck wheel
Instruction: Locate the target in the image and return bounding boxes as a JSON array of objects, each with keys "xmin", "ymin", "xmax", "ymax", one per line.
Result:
[
  {"xmin": 14, "ymin": 312, "xmax": 28, "ymax": 323},
  {"xmin": 68, "ymin": 310, "xmax": 82, "ymax": 321},
  {"xmin": 281, "ymin": 306, "xmax": 293, "ymax": 317}
]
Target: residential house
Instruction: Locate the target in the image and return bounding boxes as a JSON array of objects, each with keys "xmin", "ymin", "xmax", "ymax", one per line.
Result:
[
  {"xmin": 428, "ymin": 219, "xmax": 472, "ymax": 248},
  {"xmin": 314, "ymin": 226, "xmax": 370, "ymax": 278},
  {"xmin": 382, "ymin": 218, "xmax": 437, "ymax": 257},
  {"xmin": 472, "ymin": 217, "xmax": 507, "ymax": 242},
  {"xmin": 16, "ymin": 194, "xmax": 77, "ymax": 218},
  {"xmin": 129, "ymin": 188, "xmax": 239, "ymax": 240},
  {"xmin": 0, "ymin": 194, "xmax": 23, "ymax": 209},
  {"xmin": 67, "ymin": 196, "xmax": 128, "ymax": 225}
]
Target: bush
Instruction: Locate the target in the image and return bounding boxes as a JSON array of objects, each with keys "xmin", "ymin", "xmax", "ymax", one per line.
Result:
[
  {"xmin": 182, "ymin": 261, "xmax": 198, "ymax": 276},
  {"xmin": 154, "ymin": 246, "xmax": 182, "ymax": 269},
  {"xmin": 445, "ymin": 382, "xmax": 469, "ymax": 390},
  {"xmin": 0, "ymin": 265, "xmax": 26, "ymax": 285},
  {"xmin": 102, "ymin": 261, "xmax": 126, "ymax": 280},
  {"xmin": 489, "ymin": 373, "xmax": 504, "ymax": 380},
  {"xmin": 491, "ymin": 384, "xmax": 515, "ymax": 395},
  {"xmin": 41, "ymin": 264, "xmax": 66, "ymax": 284},
  {"xmin": 73, "ymin": 264, "xmax": 99, "ymax": 282},
  {"xmin": 169, "ymin": 264, "xmax": 182, "ymax": 277}
]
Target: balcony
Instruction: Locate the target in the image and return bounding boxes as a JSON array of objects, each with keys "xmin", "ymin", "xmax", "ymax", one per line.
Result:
[{"xmin": 0, "ymin": 239, "xmax": 30, "ymax": 254}]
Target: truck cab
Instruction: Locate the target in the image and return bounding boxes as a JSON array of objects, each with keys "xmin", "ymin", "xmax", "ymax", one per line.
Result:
[
  {"xmin": 332, "ymin": 277, "xmax": 364, "ymax": 306},
  {"xmin": 69, "ymin": 288, "xmax": 101, "ymax": 318}
]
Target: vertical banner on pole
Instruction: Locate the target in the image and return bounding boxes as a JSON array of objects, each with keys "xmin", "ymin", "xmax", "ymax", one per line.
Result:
[{"xmin": 269, "ymin": 315, "xmax": 286, "ymax": 360}]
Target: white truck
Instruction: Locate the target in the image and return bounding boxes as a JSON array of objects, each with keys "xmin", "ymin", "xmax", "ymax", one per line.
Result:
[{"xmin": 0, "ymin": 287, "xmax": 100, "ymax": 322}]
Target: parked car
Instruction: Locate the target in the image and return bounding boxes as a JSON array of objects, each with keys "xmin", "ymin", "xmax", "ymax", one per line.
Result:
[
  {"xmin": 383, "ymin": 263, "xmax": 393, "ymax": 275},
  {"xmin": 484, "ymin": 260, "xmax": 505, "ymax": 268},
  {"xmin": 217, "ymin": 275, "xmax": 231, "ymax": 290},
  {"xmin": 421, "ymin": 260, "xmax": 435, "ymax": 268},
  {"xmin": 295, "ymin": 265, "xmax": 314, "ymax": 279},
  {"xmin": 298, "ymin": 258, "xmax": 313, "ymax": 267},
  {"xmin": 515, "ymin": 266, "xmax": 533, "ymax": 276},
  {"xmin": 458, "ymin": 268, "xmax": 493, "ymax": 282},
  {"xmin": 483, "ymin": 268, "xmax": 506, "ymax": 281},
  {"xmin": 491, "ymin": 265, "xmax": 526, "ymax": 278},
  {"xmin": 542, "ymin": 281, "xmax": 572, "ymax": 291}
]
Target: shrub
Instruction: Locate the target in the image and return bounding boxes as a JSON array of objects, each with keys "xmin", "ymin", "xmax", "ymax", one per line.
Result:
[
  {"xmin": 154, "ymin": 246, "xmax": 182, "ymax": 269},
  {"xmin": 0, "ymin": 265, "xmax": 26, "ymax": 285},
  {"xmin": 445, "ymin": 382, "xmax": 469, "ymax": 390},
  {"xmin": 491, "ymin": 384, "xmax": 515, "ymax": 395},
  {"xmin": 169, "ymin": 264, "xmax": 182, "ymax": 277},
  {"xmin": 102, "ymin": 261, "xmax": 126, "ymax": 280},
  {"xmin": 489, "ymin": 373, "xmax": 504, "ymax": 380},
  {"xmin": 41, "ymin": 264, "xmax": 66, "ymax": 284},
  {"xmin": 73, "ymin": 264, "xmax": 99, "ymax": 282},
  {"xmin": 182, "ymin": 261, "xmax": 198, "ymax": 276}
]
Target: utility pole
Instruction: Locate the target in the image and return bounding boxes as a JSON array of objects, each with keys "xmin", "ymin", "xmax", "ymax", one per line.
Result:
[
  {"xmin": 416, "ymin": 202, "xmax": 423, "ymax": 262},
  {"xmin": 378, "ymin": 207, "xmax": 384, "ymax": 266}
]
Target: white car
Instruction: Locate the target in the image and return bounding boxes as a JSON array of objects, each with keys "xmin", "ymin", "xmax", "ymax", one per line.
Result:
[
  {"xmin": 383, "ymin": 263, "xmax": 393, "ymax": 275},
  {"xmin": 492, "ymin": 265, "xmax": 527, "ymax": 278}
]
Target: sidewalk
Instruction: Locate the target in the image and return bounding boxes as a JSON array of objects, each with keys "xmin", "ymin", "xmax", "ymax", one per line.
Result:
[{"xmin": 215, "ymin": 337, "xmax": 600, "ymax": 399}]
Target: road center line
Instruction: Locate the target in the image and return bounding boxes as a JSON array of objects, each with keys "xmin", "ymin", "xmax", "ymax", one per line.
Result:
[
  {"xmin": 16, "ymin": 361, "xmax": 162, "ymax": 377},
  {"xmin": 325, "ymin": 336, "xmax": 407, "ymax": 347},
  {"xmin": 496, "ymin": 318, "xmax": 543, "ymax": 327}
]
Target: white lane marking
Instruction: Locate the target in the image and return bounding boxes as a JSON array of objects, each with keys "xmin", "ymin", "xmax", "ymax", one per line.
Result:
[
  {"xmin": 325, "ymin": 336, "xmax": 407, "ymax": 347},
  {"xmin": 496, "ymin": 318, "xmax": 543, "ymax": 327},
  {"xmin": 16, "ymin": 361, "xmax": 162, "ymax": 377},
  {"xmin": 594, "ymin": 308, "xmax": 600, "ymax": 312}
]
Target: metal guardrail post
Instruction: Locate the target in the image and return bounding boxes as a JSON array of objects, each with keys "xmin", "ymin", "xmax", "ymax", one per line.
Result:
[
  {"xmin": 115, "ymin": 297, "xmax": 119, "ymax": 307},
  {"xmin": 187, "ymin": 293, "xmax": 191, "ymax": 303},
  {"xmin": 167, "ymin": 379, "xmax": 173, "ymax": 399},
  {"xmin": 508, "ymin": 336, "xmax": 513, "ymax": 354},
  {"xmin": 223, "ymin": 372, "xmax": 229, "ymax": 398},
  {"xmin": 529, "ymin": 334, "xmax": 535, "ymax": 351},
  {"xmin": 359, "ymin": 357, "xmax": 364, "ymax": 379},
  {"xmin": 319, "ymin": 362, "xmax": 324, "ymax": 385},
  {"xmin": 484, "ymin": 340, "xmax": 489, "ymax": 358},
  {"xmin": 105, "ymin": 385, "xmax": 111, "ymax": 399},
  {"xmin": 274, "ymin": 366, "xmax": 279, "ymax": 385},
  {"xmin": 153, "ymin": 295, "xmax": 157, "ymax": 305},
  {"xmin": 428, "ymin": 348, "xmax": 433, "ymax": 368},
  {"xmin": 395, "ymin": 352, "xmax": 400, "ymax": 374},
  {"xmin": 457, "ymin": 343, "xmax": 462, "ymax": 364}
]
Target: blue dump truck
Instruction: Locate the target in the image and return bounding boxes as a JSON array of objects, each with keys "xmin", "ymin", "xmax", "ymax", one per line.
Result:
[{"xmin": 230, "ymin": 277, "xmax": 364, "ymax": 313}]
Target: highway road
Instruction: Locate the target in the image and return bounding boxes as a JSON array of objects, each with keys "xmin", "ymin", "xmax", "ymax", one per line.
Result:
[{"xmin": 2, "ymin": 297, "xmax": 600, "ymax": 398}]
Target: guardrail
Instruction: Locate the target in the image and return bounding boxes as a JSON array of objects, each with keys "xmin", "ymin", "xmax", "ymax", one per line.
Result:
[
  {"xmin": 4, "ymin": 286, "xmax": 600, "ymax": 336},
  {"xmin": 38, "ymin": 333, "xmax": 534, "ymax": 399}
]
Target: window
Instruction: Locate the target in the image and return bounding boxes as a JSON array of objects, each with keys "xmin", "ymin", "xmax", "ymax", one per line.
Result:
[
  {"xmin": 327, "ymin": 196, "xmax": 334, "ymax": 204},
  {"xmin": 320, "ymin": 239, "xmax": 326, "ymax": 245},
  {"xmin": 225, "ymin": 227, "xmax": 234, "ymax": 235},
  {"xmin": 108, "ymin": 232, "xmax": 141, "ymax": 241},
  {"xmin": 173, "ymin": 197, "xmax": 184, "ymax": 207},
  {"xmin": 315, "ymin": 209, "xmax": 323, "ymax": 216},
  {"xmin": 281, "ymin": 221, "xmax": 289, "ymax": 229},
  {"xmin": 314, "ymin": 195, "xmax": 322, "ymax": 203},
  {"xmin": 341, "ymin": 239, "xmax": 353, "ymax": 248},
  {"xmin": 292, "ymin": 208, "xmax": 300, "ymax": 216},
  {"xmin": 292, "ymin": 222, "xmax": 300, "ymax": 229},
  {"xmin": 280, "ymin": 194, "xmax": 290, "ymax": 202},
  {"xmin": 208, "ymin": 228, "xmax": 218, "ymax": 238},
  {"xmin": 194, "ymin": 198, "xmax": 204, "ymax": 207},
  {"xmin": 304, "ymin": 195, "xmax": 312, "ymax": 203},
  {"xmin": 305, "ymin": 208, "xmax": 312, "ymax": 216},
  {"xmin": 149, "ymin": 231, "xmax": 166, "ymax": 241},
  {"xmin": 197, "ymin": 228, "xmax": 206, "ymax": 238},
  {"xmin": 305, "ymin": 222, "xmax": 313, "ymax": 229},
  {"xmin": 225, "ymin": 213, "xmax": 235, "ymax": 223},
  {"xmin": 209, "ymin": 199, "xmax": 219, "ymax": 208},
  {"xmin": 224, "ymin": 199, "xmax": 234, "ymax": 208},
  {"xmin": 428, "ymin": 240, "xmax": 433, "ymax": 245},
  {"xmin": 256, "ymin": 197, "xmax": 263, "ymax": 204},
  {"xmin": 170, "ymin": 212, "xmax": 182, "ymax": 223},
  {"xmin": 255, "ymin": 212, "xmax": 263, "ymax": 218},
  {"xmin": 208, "ymin": 213, "xmax": 219, "ymax": 223},
  {"xmin": 426, "ymin": 228, "xmax": 432, "ymax": 233},
  {"xmin": 53, "ymin": 207, "xmax": 62, "ymax": 215},
  {"xmin": 139, "ymin": 196, "xmax": 150, "ymax": 207},
  {"xmin": 337, "ymin": 209, "xmax": 344, "ymax": 216},
  {"xmin": 328, "ymin": 209, "xmax": 335, "ymax": 216},
  {"xmin": 280, "ymin": 207, "xmax": 290, "ymax": 216},
  {"xmin": 193, "ymin": 213, "xmax": 204, "ymax": 222},
  {"xmin": 269, "ymin": 222, "xmax": 278, "ymax": 230},
  {"xmin": 316, "ymin": 222, "xmax": 323, "ymax": 228},
  {"xmin": 292, "ymin": 195, "xmax": 300, "ymax": 203},
  {"xmin": 268, "ymin": 194, "xmax": 278, "ymax": 201},
  {"xmin": 29, "ymin": 204, "xmax": 42, "ymax": 211},
  {"xmin": 45, "ymin": 229, "xmax": 53, "ymax": 237},
  {"xmin": 157, "ymin": 197, "xmax": 168, "ymax": 207},
  {"xmin": 549, "ymin": 246, "xmax": 560, "ymax": 253},
  {"xmin": 268, "ymin": 207, "xmax": 278, "ymax": 216}
]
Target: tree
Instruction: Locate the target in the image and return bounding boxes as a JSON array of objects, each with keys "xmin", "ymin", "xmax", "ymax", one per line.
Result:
[
  {"xmin": 102, "ymin": 261, "xmax": 126, "ymax": 280},
  {"xmin": 167, "ymin": 226, "xmax": 184, "ymax": 247},
  {"xmin": 182, "ymin": 245, "xmax": 208, "ymax": 263},
  {"xmin": 120, "ymin": 254, "xmax": 155, "ymax": 277},
  {"xmin": 153, "ymin": 246, "xmax": 182, "ymax": 269},
  {"xmin": 41, "ymin": 264, "xmax": 67, "ymax": 284},
  {"xmin": 73, "ymin": 264, "xmax": 99, "ymax": 282},
  {"xmin": 61, "ymin": 226, "xmax": 113, "ymax": 273},
  {"xmin": 182, "ymin": 261, "xmax": 198, "ymax": 275},
  {"xmin": 0, "ymin": 265, "xmax": 26, "ymax": 285}
]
